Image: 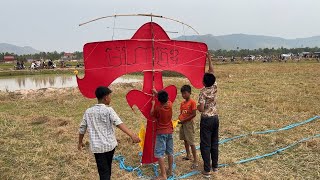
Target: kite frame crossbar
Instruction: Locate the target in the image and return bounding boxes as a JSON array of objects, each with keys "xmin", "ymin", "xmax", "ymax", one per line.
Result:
[{"xmin": 79, "ymin": 13, "xmax": 200, "ymax": 35}]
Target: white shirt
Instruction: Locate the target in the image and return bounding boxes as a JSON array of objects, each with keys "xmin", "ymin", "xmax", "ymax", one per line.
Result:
[{"xmin": 79, "ymin": 104, "xmax": 123, "ymax": 153}]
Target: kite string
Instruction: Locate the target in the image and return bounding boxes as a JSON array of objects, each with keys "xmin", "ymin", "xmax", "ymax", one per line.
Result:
[
  {"xmin": 127, "ymin": 39, "xmax": 207, "ymax": 54},
  {"xmin": 82, "ymin": 42, "xmax": 100, "ymax": 63},
  {"xmin": 81, "ymin": 53, "xmax": 206, "ymax": 72},
  {"xmin": 80, "ymin": 39, "xmax": 207, "ymax": 72},
  {"xmin": 182, "ymin": 23, "xmax": 186, "ymax": 41},
  {"xmin": 155, "ymin": 41, "xmax": 207, "ymax": 53}
]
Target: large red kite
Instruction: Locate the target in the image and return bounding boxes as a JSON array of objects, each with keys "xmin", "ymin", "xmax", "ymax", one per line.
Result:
[{"xmin": 77, "ymin": 22, "xmax": 208, "ymax": 164}]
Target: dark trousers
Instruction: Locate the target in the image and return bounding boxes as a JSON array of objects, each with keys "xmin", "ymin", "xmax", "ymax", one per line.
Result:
[
  {"xmin": 94, "ymin": 149, "xmax": 115, "ymax": 180},
  {"xmin": 200, "ymin": 115, "xmax": 219, "ymax": 172}
]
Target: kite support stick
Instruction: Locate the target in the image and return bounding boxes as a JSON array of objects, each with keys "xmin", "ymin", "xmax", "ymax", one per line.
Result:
[
  {"xmin": 150, "ymin": 14, "xmax": 157, "ymax": 163},
  {"xmin": 151, "ymin": 15, "xmax": 155, "ymax": 89},
  {"xmin": 79, "ymin": 13, "xmax": 200, "ymax": 35},
  {"xmin": 112, "ymin": 16, "xmax": 116, "ymax": 40}
]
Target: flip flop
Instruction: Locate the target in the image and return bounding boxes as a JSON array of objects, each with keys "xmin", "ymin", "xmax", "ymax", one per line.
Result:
[
  {"xmin": 166, "ymin": 169, "xmax": 173, "ymax": 177},
  {"xmin": 191, "ymin": 163, "xmax": 199, "ymax": 169},
  {"xmin": 182, "ymin": 157, "xmax": 191, "ymax": 160},
  {"xmin": 152, "ymin": 176, "xmax": 166, "ymax": 180},
  {"xmin": 202, "ymin": 171, "xmax": 211, "ymax": 179}
]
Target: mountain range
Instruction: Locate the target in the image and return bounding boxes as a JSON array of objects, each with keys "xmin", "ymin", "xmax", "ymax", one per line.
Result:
[
  {"xmin": 0, "ymin": 43, "xmax": 40, "ymax": 55},
  {"xmin": 176, "ymin": 34, "xmax": 320, "ymax": 50},
  {"xmin": 1, "ymin": 34, "xmax": 320, "ymax": 54}
]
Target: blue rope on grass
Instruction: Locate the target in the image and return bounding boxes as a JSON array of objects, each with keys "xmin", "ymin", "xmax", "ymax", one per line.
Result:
[
  {"xmin": 113, "ymin": 155, "xmax": 177, "ymax": 178},
  {"xmin": 235, "ymin": 134, "xmax": 320, "ymax": 165},
  {"xmin": 113, "ymin": 155, "xmax": 144, "ymax": 177},
  {"xmin": 174, "ymin": 115, "xmax": 319, "ymax": 157},
  {"xmin": 171, "ymin": 133, "xmax": 320, "ymax": 179},
  {"xmin": 153, "ymin": 163, "xmax": 159, "ymax": 177},
  {"xmin": 113, "ymin": 116, "xmax": 319, "ymax": 179}
]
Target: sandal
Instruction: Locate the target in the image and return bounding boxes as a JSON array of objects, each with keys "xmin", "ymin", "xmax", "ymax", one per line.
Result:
[
  {"xmin": 202, "ymin": 171, "xmax": 211, "ymax": 178},
  {"xmin": 152, "ymin": 176, "xmax": 166, "ymax": 180},
  {"xmin": 191, "ymin": 163, "xmax": 199, "ymax": 169},
  {"xmin": 182, "ymin": 157, "xmax": 191, "ymax": 160},
  {"xmin": 166, "ymin": 169, "xmax": 173, "ymax": 177}
]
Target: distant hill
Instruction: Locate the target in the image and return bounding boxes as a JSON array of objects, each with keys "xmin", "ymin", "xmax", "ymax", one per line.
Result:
[
  {"xmin": 0, "ymin": 43, "xmax": 40, "ymax": 55},
  {"xmin": 176, "ymin": 34, "xmax": 320, "ymax": 50},
  {"xmin": 2, "ymin": 34, "xmax": 320, "ymax": 54}
]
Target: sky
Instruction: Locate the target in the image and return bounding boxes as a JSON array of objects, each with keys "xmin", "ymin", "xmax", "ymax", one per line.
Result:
[{"xmin": 0, "ymin": 0, "xmax": 319, "ymax": 52}]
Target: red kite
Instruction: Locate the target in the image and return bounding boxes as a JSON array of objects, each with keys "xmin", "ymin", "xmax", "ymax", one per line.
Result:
[{"xmin": 77, "ymin": 22, "xmax": 208, "ymax": 164}]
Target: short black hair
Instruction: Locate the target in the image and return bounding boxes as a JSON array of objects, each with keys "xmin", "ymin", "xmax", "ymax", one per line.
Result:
[
  {"xmin": 157, "ymin": 90, "xmax": 168, "ymax": 104},
  {"xmin": 180, "ymin": 85, "xmax": 191, "ymax": 93},
  {"xmin": 95, "ymin": 86, "xmax": 112, "ymax": 100},
  {"xmin": 203, "ymin": 73, "xmax": 216, "ymax": 87}
]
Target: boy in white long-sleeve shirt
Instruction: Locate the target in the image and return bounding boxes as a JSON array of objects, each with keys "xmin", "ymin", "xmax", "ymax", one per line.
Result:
[{"xmin": 78, "ymin": 86, "xmax": 140, "ymax": 180}]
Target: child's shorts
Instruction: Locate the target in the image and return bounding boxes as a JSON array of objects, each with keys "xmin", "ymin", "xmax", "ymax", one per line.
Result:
[
  {"xmin": 179, "ymin": 121, "xmax": 195, "ymax": 145},
  {"xmin": 154, "ymin": 134, "xmax": 174, "ymax": 158}
]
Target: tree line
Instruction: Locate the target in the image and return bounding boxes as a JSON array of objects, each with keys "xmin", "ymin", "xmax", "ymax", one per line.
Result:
[
  {"xmin": 1, "ymin": 46, "xmax": 320, "ymax": 61},
  {"xmin": 209, "ymin": 47, "xmax": 320, "ymax": 57},
  {"xmin": 0, "ymin": 51, "xmax": 83, "ymax": 61}
]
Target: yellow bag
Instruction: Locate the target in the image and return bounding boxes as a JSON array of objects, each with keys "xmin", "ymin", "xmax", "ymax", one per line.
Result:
[
  {"xmin": 172, "ymin": 119, "xmax": 180, "ymax": 129},
  {"xmin": 138, "ymin": 119, "xmax": 179, "ymax": 151},
  {"xmin": 138, "ymin": 123, "xmax": 146, "ymax": 151}
]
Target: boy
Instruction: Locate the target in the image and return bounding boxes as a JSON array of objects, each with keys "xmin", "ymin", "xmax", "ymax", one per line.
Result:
[
  {"xmin": 151, "ymin": 90, "xmax": 173, "ymax": 180},
  {"xmin": 78, "ymin": 86, "xmax": 140, "ymax": 180},
  {"xmin": 178, "ymin": 85, "xmax": 198, "ymax": 169},
  {"xmin": 197, "ymin": 53, "xmax": 219, "ymax": 178}
]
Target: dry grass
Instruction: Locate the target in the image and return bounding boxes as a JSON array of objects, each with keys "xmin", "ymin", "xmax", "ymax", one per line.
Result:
[{"xmin": 0, "ymin": 61, "xmax": 320, "ymax": 180}]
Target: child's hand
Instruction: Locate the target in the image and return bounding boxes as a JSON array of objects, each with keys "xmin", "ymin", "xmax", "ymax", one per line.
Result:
[
  {"xmin": 178, "ymin": 116, "xmax": 183, "ymax": 124},
  {"xmin": 152, "ymin": 88, "xmax": 157, "ymax": 95},
  {"xmin": 131, "ymin": 134, "xmax": 141, "ymax": 143},
  {"xmin": 207, "ymin": 52, "xmax": 212, "ymax": 59},
  {"xmin": 78, "ymin": 142, "xmax": 85, "ymax": 151},
  {"xmin": 178, "ymin": 120, "xmax": 183, "ymax": 124}
]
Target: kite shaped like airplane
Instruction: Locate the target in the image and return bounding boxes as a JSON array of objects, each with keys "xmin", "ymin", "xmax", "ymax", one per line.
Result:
[{"xmin": 77, "ymin": 22, "xmax": 208, "ymax": 164}]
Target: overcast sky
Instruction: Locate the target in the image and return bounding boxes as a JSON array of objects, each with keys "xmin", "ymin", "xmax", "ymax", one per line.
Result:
[{"xmin": 0, "ymin": 0, "xmax": 319, "ymax": 52}]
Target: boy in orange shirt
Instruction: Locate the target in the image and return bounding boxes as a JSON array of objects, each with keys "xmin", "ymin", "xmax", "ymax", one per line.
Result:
[
  {"xmin": 178, "ymin": 85, "xmax": 198, "ymax": 168},
  {"xmin": 151, "ymin": 90, "xmax": 174, "ymax": 180}
]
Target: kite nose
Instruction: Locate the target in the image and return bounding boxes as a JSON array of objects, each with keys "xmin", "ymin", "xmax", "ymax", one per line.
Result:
[{"xmin": 131, "ymin": 22, "xmax": 170, "ymax": 41}]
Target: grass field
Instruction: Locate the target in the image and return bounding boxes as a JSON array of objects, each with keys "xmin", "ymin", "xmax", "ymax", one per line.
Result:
[{"xmin": 0, "ymin": 61, "xmax": 319, "ymax": 179}]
